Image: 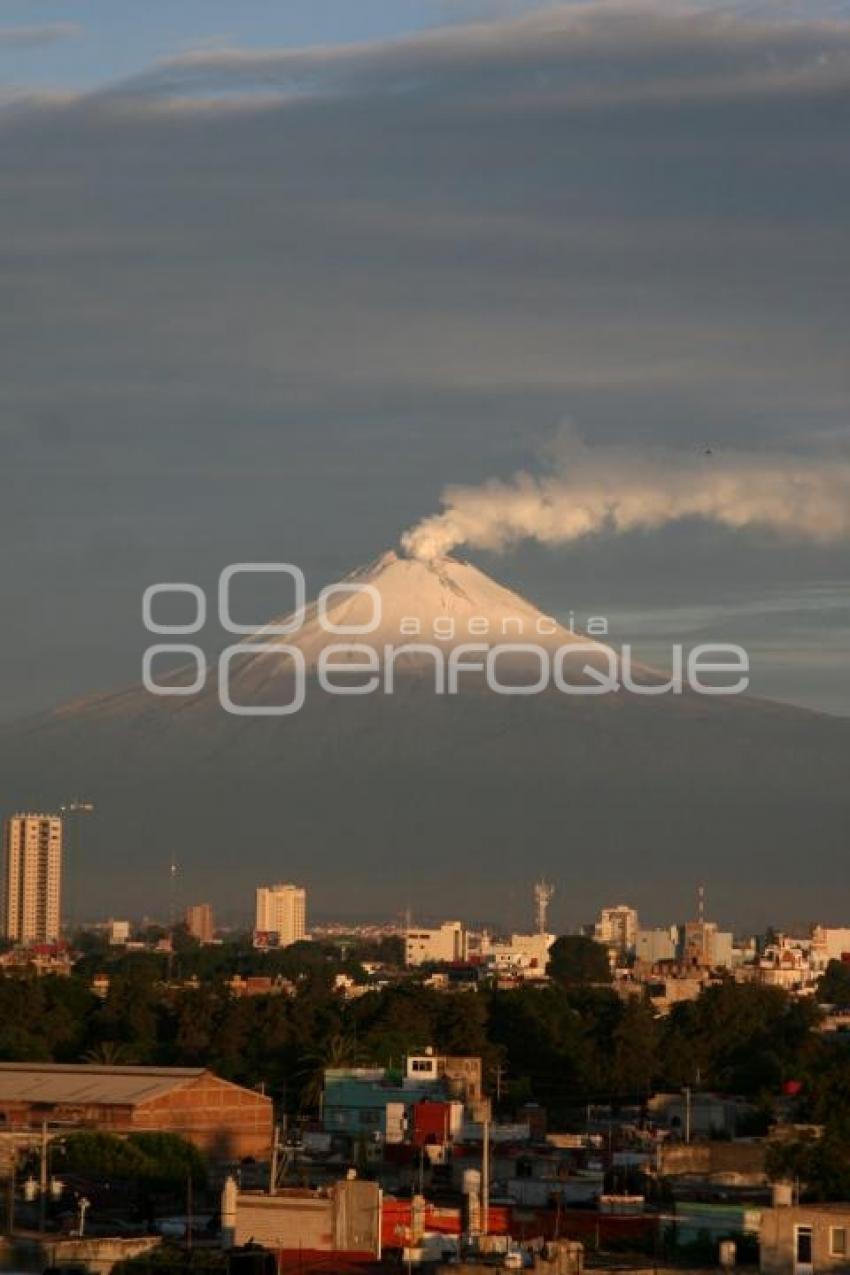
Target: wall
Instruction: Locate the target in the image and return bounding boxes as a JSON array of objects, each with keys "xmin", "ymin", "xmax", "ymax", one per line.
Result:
[
  {"xmin": 233, "ymin": 1181, "xmax": 381, "ymax": 1255},
  {"xmin": 660, "ymin": 1141, "xmax": 766, "ymax": 1182},
  {"xmin": 0, "ymin": 1236, "xmax": 160, "ymax": 1274},
  {"xmin": 132, "ymin": 1073, "xmax": 272, "ymax": 1158}
]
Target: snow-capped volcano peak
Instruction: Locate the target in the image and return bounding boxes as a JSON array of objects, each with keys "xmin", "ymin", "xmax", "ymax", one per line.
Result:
[
  {"xmin": 246, "ymin": 547, "xmax": 594, "ymax": 668},
  {"xmin": 53, "ymin": 547, "xmax": 611, "ymax": 725}
]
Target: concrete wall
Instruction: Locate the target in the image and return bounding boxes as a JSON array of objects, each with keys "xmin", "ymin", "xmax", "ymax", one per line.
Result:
[
  {"xmin": 0, "ymin": 1235, "xmax": 160, "ymax": 1274},
  {"xmin": 660, "ymin": 1141, "xmax": 767, "ymax": 1182}
]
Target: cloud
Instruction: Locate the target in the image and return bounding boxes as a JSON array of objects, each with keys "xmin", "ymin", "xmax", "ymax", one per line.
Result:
[
  {"xmin": 90, "ymin": 4, "xmax": 850, "ymax": 111},
  {"xmin": 401, "ymin": 435, "xmax": 850, "ymax": 558},
  {"xmin": 0, "ymin": 22, "xmax": 80, "ymax": 48}
]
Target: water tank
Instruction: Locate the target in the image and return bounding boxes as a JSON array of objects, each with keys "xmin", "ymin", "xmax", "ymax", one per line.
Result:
[
  {"xmin": 220, "ymin": 1173, "xmax": 238, "ymax": 1249},
  {"xmin": 462, "ymin": 1169, "xmax": 482, "ymax": 1234},
  {"xmin": 719, "ymin": 1239, "xmax": 737, "ymax": 1268},
  {"xmin": 773, "ymin": 1181, "xmax": 794, "ymax": 1208}
]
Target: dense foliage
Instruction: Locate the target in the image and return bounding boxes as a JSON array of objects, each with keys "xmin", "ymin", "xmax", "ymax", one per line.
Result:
[
  {"xmin": 0, "ymin": 936, "xmax": 843, "ymax": 1140},
  {"xmin": 547, "ymin": 935, "xmax": 613, "ymax": 987},
  {"xmin": 61, "ymin": 1131, "xmax": 207, "ymax": 1189}
]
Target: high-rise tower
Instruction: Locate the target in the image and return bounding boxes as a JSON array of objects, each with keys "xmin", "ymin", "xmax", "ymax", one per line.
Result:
[
  {"xmin": 2, "ymin": 813, "xmax": 63, "ymax": 943},
  {"xmin": 255, "ymin": 883, "xmax": 306, "ymax": 948}
]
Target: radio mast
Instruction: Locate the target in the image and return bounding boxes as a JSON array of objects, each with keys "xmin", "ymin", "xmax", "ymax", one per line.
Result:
[{"xmin": 534, "ymin": 879, "xmax": 554, "ymax": 935}]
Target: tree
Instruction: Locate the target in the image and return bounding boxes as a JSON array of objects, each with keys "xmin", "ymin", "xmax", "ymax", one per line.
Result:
[
  {"xmin": 547, "ymin": 935, "xmax": 611, "ymax": 987},
  {"xmin": 84, "ymin": 1040, "xmax": 135, "ymax": 1065},
  {"xmin": 767, "ymin": 1129, "xmax": 850, "ymax": 1202},
  {"xmin": 818, "ymin": 961, "xmax": 850, "ymax": 1008},
  {"xmin": 607, "ymin": 998, "xmax": 658, "ymax": 1098},
  {"xmin": 62, "ymin": 1131, "xmax": 206, "ymax": 1190}
]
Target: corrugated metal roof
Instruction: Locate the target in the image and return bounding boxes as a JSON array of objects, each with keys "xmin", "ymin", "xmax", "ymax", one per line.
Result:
[{"xmin": 0, "ymin": 1062, "xmax": 207, "ymax": 1106}]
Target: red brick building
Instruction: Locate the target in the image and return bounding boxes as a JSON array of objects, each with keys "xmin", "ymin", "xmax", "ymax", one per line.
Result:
[{"xmin": 0, "ymin": 1063, "xmax": 272, "ymax": 1158}]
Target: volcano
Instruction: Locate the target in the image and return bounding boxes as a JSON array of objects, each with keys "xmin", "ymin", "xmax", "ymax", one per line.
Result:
[{"xmin": 3, "ymin": 551, "xmax": 848, "ymax": 925}]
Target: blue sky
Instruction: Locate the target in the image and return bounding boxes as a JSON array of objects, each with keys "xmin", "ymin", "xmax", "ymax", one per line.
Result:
[{"xmin": 0, "ymin": 0, "xmax": 447, "ymax": 90}]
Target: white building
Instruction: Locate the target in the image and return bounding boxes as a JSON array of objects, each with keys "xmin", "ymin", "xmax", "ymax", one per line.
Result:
[
  {"xmin": 480, "ymin": 931, "xmax": 554, "ymax": 980},
  {"xmin": 755, "ymin": 938, "xmax": 816, "ymax": 992},
  {"xmin": 810, "ymin": 927, "xmax": 850, "ymax": 971},
  {"xmin": 595, "ymin": 906, "xmax": 639, "ymax": 955},
  {"xmin": 2, "ymin": 813, "xmax": 63, "ymax": 943},
  {"xmin": 636, "ymin": 927, "xmax": 677, "ymax": 964},
  {"xmin": 107, "ymin": 919, "xmax": 131, "ymax": 945},
  {"xmin": 405, "ymin": 921, "xmax": 467, "ymax": 966},
  {"xmin": 255, "ymin": 883, "xmax": 307, "ymax": 948}
]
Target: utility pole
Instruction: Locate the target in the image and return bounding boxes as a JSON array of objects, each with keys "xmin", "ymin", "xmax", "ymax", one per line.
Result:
[
  {"xmin": 684, "ymin": 1087, "xmax": 692, "ymax": 1145},
  {"xmin": 38, "ymin": 1121, "xmax": 48, "ymax": 1233},
  {"xmin": 6, "ymin": 1145, "xmax": 16, "ymax": 1235},
  {"xmin": 269, "ymin": 1124, "xmax": 281, "ymax": 1195},
  {"xmin": 481, "ymin": 1116, "xmax": 490, "ymax": 1238},
  {"xmin": 186, "ymin": 1173, "xmax": 193, "ymax": 1251}
]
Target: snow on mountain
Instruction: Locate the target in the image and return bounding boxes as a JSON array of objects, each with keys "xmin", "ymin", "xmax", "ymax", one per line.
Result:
[{"xmin": 228, "ymin": 548, "xmax": 605, "ymax": 678}]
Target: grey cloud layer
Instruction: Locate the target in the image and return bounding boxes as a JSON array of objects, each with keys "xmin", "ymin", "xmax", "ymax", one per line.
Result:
[
  {"xmin": 1, "ymin": 2, "xmax": 848, "ymax": 715},
  {"xmin": 0, "ymin": 22, "xmax": 80, "ymax": 47}
]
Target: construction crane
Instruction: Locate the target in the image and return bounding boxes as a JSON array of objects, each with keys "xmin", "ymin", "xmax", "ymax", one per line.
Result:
[{"xmin": 59, "ymin": 799, "xmax": 95, "ymax": 939}]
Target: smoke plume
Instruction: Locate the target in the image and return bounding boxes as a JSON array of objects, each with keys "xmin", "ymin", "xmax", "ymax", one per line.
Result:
[{"xmin": 401, "ymin": 439, "xmax": 850, "ymax": 560}]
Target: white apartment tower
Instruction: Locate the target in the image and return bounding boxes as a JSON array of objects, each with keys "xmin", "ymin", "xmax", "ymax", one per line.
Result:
[
  {"xmin": 255, "ymin": 883, "xmax": 307, "ymax": 948},
  {"xmin": 3, "ymin": 813, "xmax": 63, "ymax": 943}
]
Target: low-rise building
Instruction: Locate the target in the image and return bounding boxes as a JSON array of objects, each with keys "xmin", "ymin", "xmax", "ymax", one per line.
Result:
[
  {"xmin": 760, "ymin": 1200, "xmax": 850, "ymax": 1275},
  {"xmin": 0, "ymin": 1062, "xmax": 272, "ymax": 1157},
  {"xmin": 479, "ymin": 931, "xmax": 554, "ymax": 981},
  {"xmin": 0, "ymin": 943, "xmax": 73, "ymax": 977},
  {"xmin": 635, "ymin": 927, "xmax": 677, "ymax": 964},
  {"xmin": 323, "ymin": 1051, "xmax": 483, "ymax": 1143},
  {"xmin": 405, "ymin": 922, "xmax": 468, "ymax": 966},
  {"xmin": 810, "ymin": 927, "xmax": 850, "ymax": 971},
  {"xmin": 222, "ymin": 1176, "xmax": 382, "ymax": 1256}
]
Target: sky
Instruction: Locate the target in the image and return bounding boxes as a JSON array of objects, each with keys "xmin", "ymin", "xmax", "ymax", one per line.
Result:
[{"xmin": 2, "ymin": 0, "xmax": 849, "ymax": 722}]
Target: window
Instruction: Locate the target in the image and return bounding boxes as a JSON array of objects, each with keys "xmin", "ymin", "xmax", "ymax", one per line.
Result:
[{"xmin": 830, "ymin": 1227, "xmax": 847, "ymax": 1257}]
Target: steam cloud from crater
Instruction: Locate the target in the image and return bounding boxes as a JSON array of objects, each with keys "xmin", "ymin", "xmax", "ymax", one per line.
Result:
[{"xmin": 401, "ymin": 439, "xmax": 850, "ymax": 561}]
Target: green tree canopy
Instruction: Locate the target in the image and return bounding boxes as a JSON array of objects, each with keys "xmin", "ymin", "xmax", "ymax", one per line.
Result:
[{"xmin": 547, "ymin": 935, "xmax": 612, "ymax": 987}]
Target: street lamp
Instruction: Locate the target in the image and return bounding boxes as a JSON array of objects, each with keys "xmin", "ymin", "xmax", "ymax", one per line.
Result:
[{"xmin": 77, "ymin": 1196, "xmax": 91, "ymax": 1238}]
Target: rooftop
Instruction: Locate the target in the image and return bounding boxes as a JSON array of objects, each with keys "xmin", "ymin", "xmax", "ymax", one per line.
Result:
[{"xmin": 0, "ymin": 1062, "xmax": 207, "ymax": 1106}]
